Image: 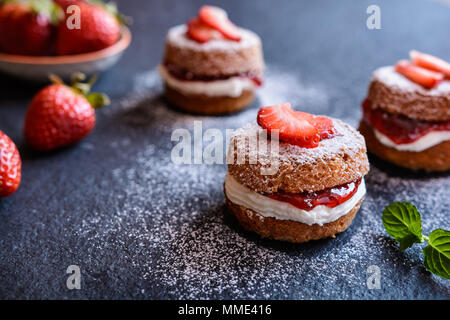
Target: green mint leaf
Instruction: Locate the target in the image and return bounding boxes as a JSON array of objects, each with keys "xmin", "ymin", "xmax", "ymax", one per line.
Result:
[
  {"xmin": 423, "ymin": 229, "xmax": 450, "ymax": 280},
  {"xmin": 382, "ymin": 202, "xmax": 423, "ymax": 250},
  {"xmin": 398, "ymin": 233, "xmax": 423, "ymax": 251}
]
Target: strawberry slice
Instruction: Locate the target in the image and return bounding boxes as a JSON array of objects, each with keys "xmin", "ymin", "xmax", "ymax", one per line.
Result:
[
  {"xmin": 257, "ymin": 103, "xmax": 320, "ymax": 148},
  {"xmin": 395, "ymin": 60, "xmax": 444, "ymax": 89},
  {"xmin": 187, "ymin": 18, "xmax": 212, "ymax": 43},
  {"xmin": 187, "ymin": 18, "xmax": 221, "ymax": 43},
  {"xmin": 294, "ymin": 112, "xmax": 336, "ymax": 139},
  {"xmin": 410, "ymin": 50, "xmax": 450, "ymax": 78},
  {"xmin": 198, "ymin": 6, "xmax": 241, "ymax": 41}
]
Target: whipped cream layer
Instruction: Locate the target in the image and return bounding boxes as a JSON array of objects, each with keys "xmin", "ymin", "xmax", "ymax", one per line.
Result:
[
  {"xmin": 374, "ymin": 128, "xmax": 450, "ymax": 152},
  {"xmin": 159, "ymin": 65, "xmax": 257, "ymax": 97},
  {"xmin": 225, "ymin": 174, "xmax": 366, "ymax": 226}
]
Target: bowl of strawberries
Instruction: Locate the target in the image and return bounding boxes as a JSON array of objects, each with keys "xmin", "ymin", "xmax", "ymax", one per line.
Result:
[{"xmin": 0, "ymin": 0, "xmax": 131, "ymax": 82}]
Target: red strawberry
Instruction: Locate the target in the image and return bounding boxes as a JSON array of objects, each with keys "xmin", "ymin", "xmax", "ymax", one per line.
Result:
[
  {"xmin": 294, "ymin": 112, "xmax": 336, "ymax": 139},
  {"xmin": 187, "ymin": 17, "xmax": 221, "ymax": 43},
  {"xmin": 24, "ymin": 74, "xmax": 109, "ymax": 151},
  {"xmin": 395, "ymin": 60, "xmax": 444, "ymax": 89},
  {"xmin": 55, "ymin": 1, "xmax": 121, "ymax": 55},
  {"xmin": 0, "ymin": 130, "xmax": 21, "ymax": 197},
  {"xmin": 198, "ymin": 6, "xmax": 241, "ymax": 41},
  {"xmin": 410, "ymin": 50, "xmax": 450, "ymax": 78},
  {"xmin": 0, "ymin": 1, "xmax": 61, "ymax": 56},
  {"xmin": 257, "ymin": 103, "xmax": 320, "ymax": 148}
]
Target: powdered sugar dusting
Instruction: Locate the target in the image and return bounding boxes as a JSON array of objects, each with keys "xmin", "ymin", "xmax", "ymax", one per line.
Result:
[
  {"xmin": 167, "ymin": 25, "xmax": 261, "ymax": 52},
  {"xmin": 76, "ymin": 66, "xmax": 450, "ymax": 299},
  {"xmin": 230, "ymin": 119, "xmax": 365, "ymax": 167},
  {"xmin": 259, "ymin": 67, "xmax": 329, "ymax": 108},
  {"xmin": 373, "ymin": 66, "xmax": 450, "ymax": 96}
]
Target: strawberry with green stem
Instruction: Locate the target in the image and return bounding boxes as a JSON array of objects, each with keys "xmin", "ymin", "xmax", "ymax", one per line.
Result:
[
  {"xmin": 24, "ymin": 73, "xmax": 110, "ymax": 151},
  {"xmin": 0, "ymin": 0, "xmax": 62, "ymax": 56}
]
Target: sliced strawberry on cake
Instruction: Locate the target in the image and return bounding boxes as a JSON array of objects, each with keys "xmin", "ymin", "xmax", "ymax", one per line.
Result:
[
  {"xmin": 186, "ymin": 17, "xmax": 221, "ymax": 43},
  {"xmin": 410, "ymin": 50, "xmax": 450, "ymax": 78},
  {"xmin": 395, "ymin": 60, "xmax": 444, "ymax": 89},
  {"xmin": 198, "ymin": 6, "xmax": 241, "ymax": 41},
  {"xmin": 257, "ymin": 103, "xmax": 336, "ymax": 148},
  {"xmin": 294, "ymin": 111, "xmax": 337, "ymax": 139}
]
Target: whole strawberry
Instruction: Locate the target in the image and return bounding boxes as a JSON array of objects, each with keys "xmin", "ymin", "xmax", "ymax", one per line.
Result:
[
  {"xmin": 53, "ymin": 0, "xmax": 82, "ymax": 10},
  {"xmin": 0, "ymin": 0, "xmax": 61, "ymax": 56},
  {"xmin": 55, "ymin": 0, "xmax": 122, "ymax": 55},
  {"xmin": 24, "ymin": 73, "xmax": 109, "ymax": 151},
  {"xmin": 0, "ymin": 130, "xmax": 21, "ymax": 197}
]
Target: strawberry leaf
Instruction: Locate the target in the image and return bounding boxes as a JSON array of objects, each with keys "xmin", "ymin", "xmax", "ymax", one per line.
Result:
[
  {"xmin": 70, "ymin": 73, "xmax": 97, "ymax": 95},
  {"xmin": 29, "ymin": 0, "xmax": 63, "ymax": 26},
  {"xmin": 49, "ymin": 73, "xmax": 110, "ymax": 109},
  {"xmin": 382, "ymin": 202, "xmax": 423, "ymax": 250},
  {"xmin": 85, "ymin": 93, "xmax": 110, "ymax": 109},
  {"xmin": 423, "ymin": 229, "xmax": 450, "ymax": 279},
  {"xmin": 86, "ymin": 0, "xmax": 131, "ymax": 25}
]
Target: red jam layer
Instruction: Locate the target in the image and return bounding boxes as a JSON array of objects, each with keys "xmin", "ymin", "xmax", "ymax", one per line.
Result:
[
  {"xmin": 267, "ymin": 179, "xmax": 362, "ymax": 211},
  {"xmin": 164, "ymin": 63, "xmax": 264, "ymax": 86},
  {"xmin": 362, "ymin": 99, "xmax": 450, "ymax": 144}
]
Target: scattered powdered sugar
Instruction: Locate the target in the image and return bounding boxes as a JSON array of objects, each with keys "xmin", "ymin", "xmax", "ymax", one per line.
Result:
[
  {"xmin": 230, "ymin": 119, "xmax": 365, "ymax": 167},
  {"xmin": 167, "ymin": 25, "xmax": 261, "ymax": 52},
  {"xmin": 259, "ymin": 67, "xmax": 330, "ymax": 109},
  {"xmin": 75, "ymin": 66, "xmax": 450, "ymax": 299},
  {"xmin": 373, "ymin": 66, "xmax": 450, "ymax": 96}
]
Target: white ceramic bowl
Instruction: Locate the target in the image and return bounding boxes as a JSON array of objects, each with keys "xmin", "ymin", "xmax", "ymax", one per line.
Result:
[{"xmin": 0, "ymin": 26, "xmax": 131, "ymax": 82}]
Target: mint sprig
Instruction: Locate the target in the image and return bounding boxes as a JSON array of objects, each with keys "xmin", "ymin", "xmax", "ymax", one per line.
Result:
[
  {"xmin": 382, "ymin": 202, "xmax": 423, "ymax": 250},
  {"xmin": 423, "ymin": 229, "xmax": 450, "ymax": 280},
  {"xmin": 383, "ymin": 202, "xmax": 450, "ymax": 280}
]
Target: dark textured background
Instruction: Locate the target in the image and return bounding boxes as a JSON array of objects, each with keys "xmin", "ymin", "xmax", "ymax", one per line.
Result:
[{"xmin": 0, "ymin": 0, "xmax": 449, "ymax": 299}]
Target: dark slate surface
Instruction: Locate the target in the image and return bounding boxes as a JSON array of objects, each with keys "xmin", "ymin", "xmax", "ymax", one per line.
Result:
[{"xmin": 0, "ymin": 0, "xmax": 449, "ymax": 299}]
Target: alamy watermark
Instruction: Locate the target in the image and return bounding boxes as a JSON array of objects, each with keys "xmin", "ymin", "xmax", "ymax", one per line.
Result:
[
  {"xmin": 66, "ymin": 265, "xmax": 81, "ymax": 290},
  {"xmin": 366, "ymin": 265, "xmax": 381, "ymax": 289},
  {"xmin": 65, "ymin": 5, "xmax": 81, "ymax": 30},
  {"xmin": 170, "ymin": 121, "xmax": 280, "ymax": 175},
  {"xmin": 366, "ymin": 5, "xmax": 381, "ymax": 30}
]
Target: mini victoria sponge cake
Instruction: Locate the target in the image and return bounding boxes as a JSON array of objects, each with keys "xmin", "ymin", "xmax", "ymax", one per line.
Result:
[
  {"xmin": 160, "ymin": 6, "xmax": 264, "ymax": 115},
  {"xmin": 360, "ymin": 51, "xmax": 450, "ymax": 171},
  {"xmin": 225, "ymin": 103, "xmax": 370, "ymax": 243}
]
